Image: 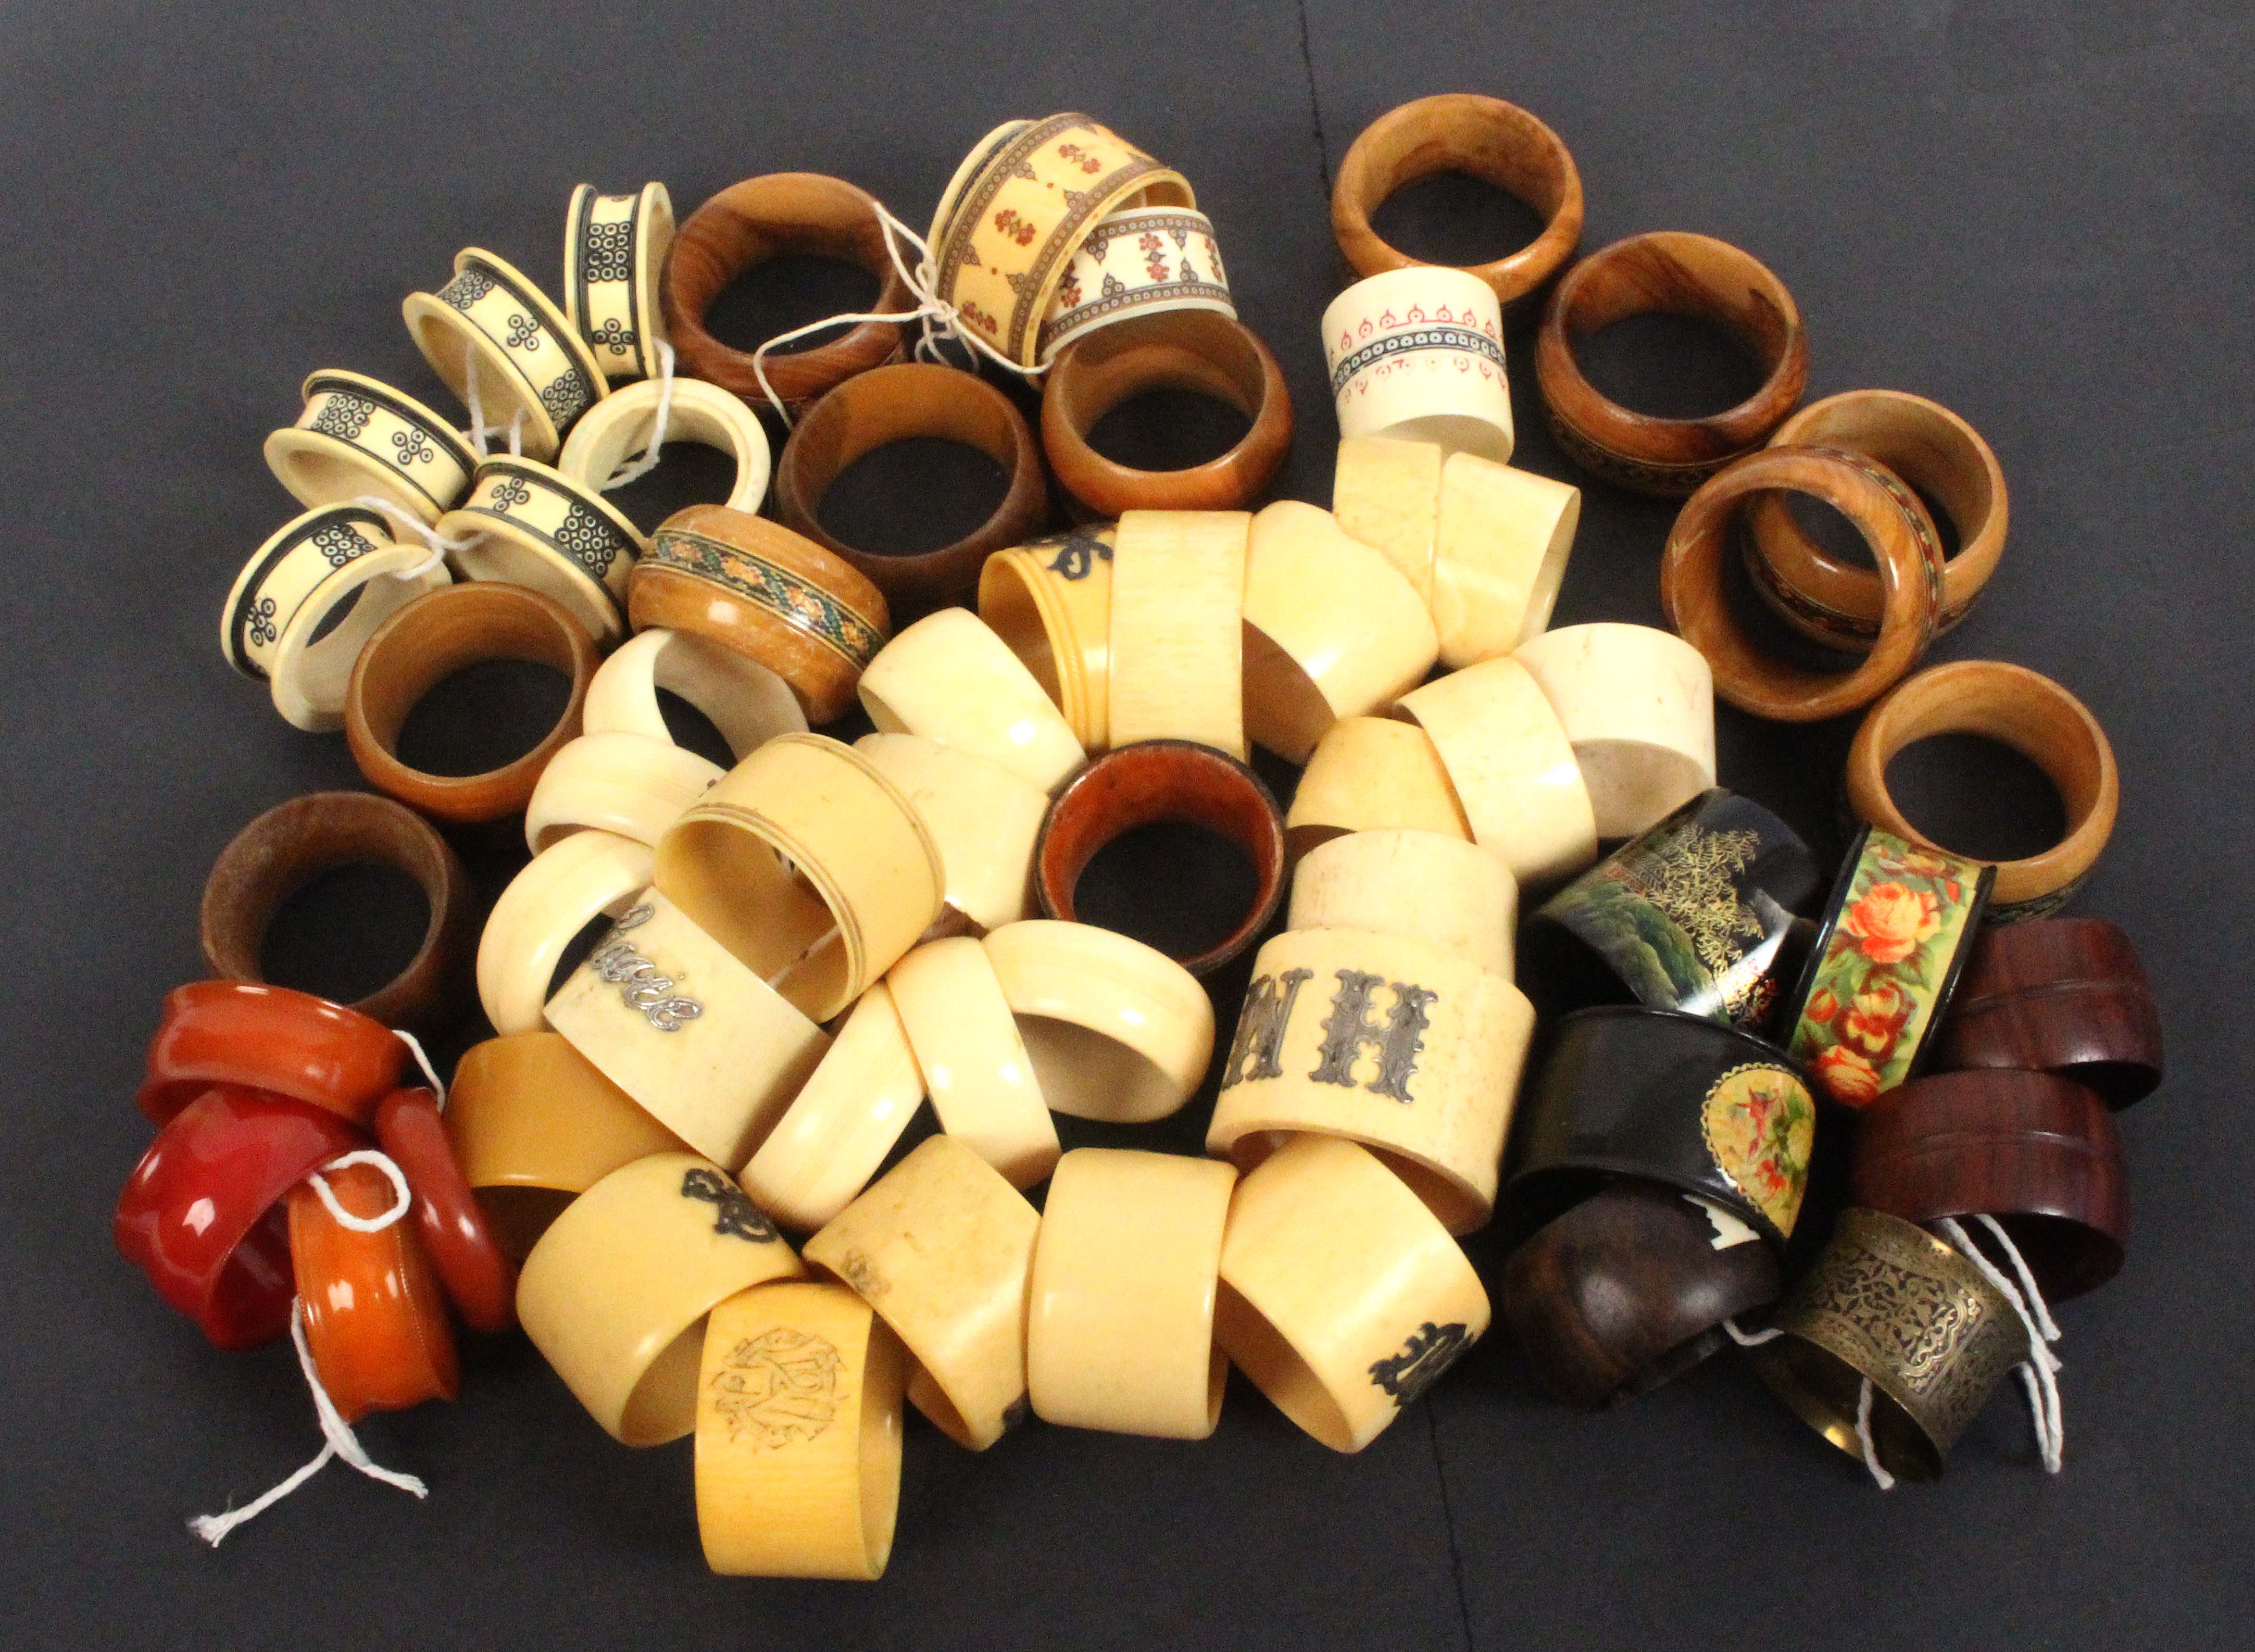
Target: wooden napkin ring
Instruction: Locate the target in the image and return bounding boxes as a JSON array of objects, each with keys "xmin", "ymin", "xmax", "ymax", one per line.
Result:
[
  {"xmin": 662, "ymin": 173, "xmax": 913, "ymax": 410},
  {"xmin": 1536, "ymin": 231, "xmax": 1808, "ymax": 495},
  {"xmin": 1331, "ymin": 94, "xmax": 1584, "ymax": 322},
  {"xmin": 775, "ymin": 361, "xmax": 1048, "ymax": 617},
  {"xmin": 1936, "ymin": 918, "xmax": 2161, "ymax": 1108},
  {"xmin": 199, "ymin": 790, "xmax": 476, "ymax": 1035}
]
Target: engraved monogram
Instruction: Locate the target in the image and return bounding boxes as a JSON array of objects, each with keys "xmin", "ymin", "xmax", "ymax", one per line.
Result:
[
  {"xmin": 681, "ymin": 1166, "xmax": 780, "ymax": 1243},
  {"xmin": 1369, "ymin": 1321, "xmax": 1472, "ymax": 1408},
  {"xmin": 1310, "ymin": 971, "xmax": 1435, "ymax": 1104},
  {"xmin": 708, "ymin": 1327, "xmax": 844, "ymax": 1448},
  {"xmin": 586, "ymin": 904, "xmax": 704, "ymax": 1031},
  {"xmin": 1218, "ymin": 967, "xmax": 1311, "ymax": 1090}
]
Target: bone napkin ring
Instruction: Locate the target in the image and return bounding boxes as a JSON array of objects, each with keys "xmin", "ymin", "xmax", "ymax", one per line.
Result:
[
  {"xmin": 853, "ymin": 733, "xmax": 1046, "ymax": 935},
  {"xmin": 1431, "ymin": 452, "xmax": 1580, "ymax": 670},
  {"xmin": 557, "ymin": 376, "xmax": 772, "ymax": 518},
  {"xmin": 522, "ymin": 730, "xmax": 724, "ymax": 855},
  {"xmin": 1286, "ymin": 716, "xmax": 1471, "ymax": 864},
  {"xmin": 1107, "ymin": 508, "xmax": 1250, "ymax": 758},
  {"xmin": 804, "ymin": 1135, "xmax": 1042, "ymax": 1451},
  {"xmin": 976, "ymin": 524, "xmax": 1118, "ymax": 752},
  {"xmin": 886, "ymin": 937, "xmax": 1060, "ymax": 1190},
  {"xmin": 1038, "ymin": 203, "xmax": 1235, "ymax": 361},
  {"xmin": 476, "ymin": 829, "xmax": 656, "ymax": 1036},
  {"xmin": 265, "ymin": 370, "xmax": 478, "ymax": 525},
  {"xmin": 1287, "ymin": 828, "xmax": 1518, "ymax": 979},
  {"xmin": 403, "ymin": 247, "xmax": 609, "ymax": 463},
  {"xmin": 857, "ymin": 608, "xmax": 1087, "ymax": 793},
  {"xmin": 565, "ymin": 181, "xmax": 674, "ymax": 383},
  {"xmin": 1513, "ymin": 623, "xmax": 1716, "ymax": 841},
  {"xmin": 1216, "ymin": 1135, "xmax": 1489, "ymax": 1453},
  {"xmin": 1323, "ymin": 269, "xmax": 1514, "ymax": 464},
  {"xmin": 436, "ymin": 456, "xmax": 641, "ymax": 646},
  {"xmin": 1334, "ymin": 434, "xmax": 1443, "ymax": 605},
  {"xmin": 580, "ymin": 628, "xmax": 806, "ymax": 761}
]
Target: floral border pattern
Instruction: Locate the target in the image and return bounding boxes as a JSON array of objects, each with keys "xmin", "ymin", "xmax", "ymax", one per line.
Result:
[{"xmin": 646, "ymin": 528, "xmax": 884, "ymax": 667}]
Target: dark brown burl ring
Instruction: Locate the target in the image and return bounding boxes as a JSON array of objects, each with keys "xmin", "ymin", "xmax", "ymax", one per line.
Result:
[
  {"xmin": 1041, "ymin": 310, "xmax": 1293, "ymax": 518},
  {"xmin": 662, "ymin": 173, "xmax": 914, "ymax": 411},
  {"xmin": 1034, "ymin": 739, "xmax": 1287, "ymax": 977},
  {"xmin": 1331, "ymin": 94, "xmax": 1584, "ymax": 322},
  {"xmin": 345, "ymin": 583, "xmax": 598, "ymax": 824},
  {"xmin": 774, "ymin": 361, "xmax": 1048, "ymax": 618},
  {"xmin": 200, "ymin": 791, "xmax": 477, "ymax": 1035},
  {"xmin": 1936, "ymin": 918, "xmax": 2162, "ymax": 1108},
  {"xmin": 1850, "ymin": 1068, "xmax": 2129, "ymax": 1299},
  {"xmin": 1537, "ymin": 231, "xmax": 1809, "ymax": 496},
  {"xmin": 1501, "ymin": 1181, "xmax": 1781, "ymax": 1410}
]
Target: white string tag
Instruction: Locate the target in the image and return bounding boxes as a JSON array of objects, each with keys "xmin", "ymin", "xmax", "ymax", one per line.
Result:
[
  {"xmin": 1721, "ymin": 1317, "xmax": 1782, "ymax": 1347},
  {"xmin": 306, "ymin": 1149, "xmax": 414, "ymax": 1234},
  {"xmin": 1935, "ymin": 1216, "xmax": 2064, "ymax": 1474},
  {"xmin": 1855, "ymin": 1378, "xmax": 1898, "ymax": 1491},
  {"xmin": 602, "ymin": 339, "xmax": 676, "ymax": 490},
  {"xmin": 392, "ymin": 1029, "xmax": 447, "ymax": 1110},
  {"xmin": 349, "ymin": 496, "xmax": 475, "ymax": 581}
]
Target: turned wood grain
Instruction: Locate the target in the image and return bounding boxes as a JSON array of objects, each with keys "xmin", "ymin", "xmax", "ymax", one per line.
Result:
[{"xmin": 1937, "ymin": 918, "xmax": 2162, "ymax": 1108}]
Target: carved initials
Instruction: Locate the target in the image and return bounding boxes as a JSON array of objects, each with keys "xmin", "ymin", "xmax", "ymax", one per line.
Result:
[
  {"xmin": 1310, "ymin": 970, "xmax": 1435, "ymax": 1104},
  {"xmin": 1219, "ymin": 968, "xmax": 1312, "ymax": 1090}
]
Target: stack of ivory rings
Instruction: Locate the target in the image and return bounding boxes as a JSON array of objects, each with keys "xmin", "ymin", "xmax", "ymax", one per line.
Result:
[{"xmin": 131, "ymin": 92, "xmax": 2152, "ymax": 1580}]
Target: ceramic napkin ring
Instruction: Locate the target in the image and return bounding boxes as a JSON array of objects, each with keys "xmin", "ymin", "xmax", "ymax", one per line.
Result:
[
  {"xmin": 1521, "ymin": 787, "xmax": 1823, "ymax": 1037},
  {"xmin": 1038, "ymin": 203, "xmax": 1234, "ymax": 361},
  {"xmin": 404, "ymin": 247, "xmax": 609, "ymax": 463},
  {"xmin": 436, "ymin": 456, "xmax": 640, "ymax": 646},
  {"xmin": 1781, "ymin": 825, "xmax": 1994, "ymax": 1109},
  {"xmin": 1322, "ymin": 268, "xmax": 1514, "ymax": 464},
  {"xmin": 1935, "ymin": 918, "xmax": 2162, "ymax": 1108},
  {"xmin": 557, "ymin": 376, "xmax": 772, "ymax": 519},
  {"xmin": 565, "ymin": 181, "xmax": 674, "ymax": 383},
  {"xmin": 265, "ymin": 369, "xmax": 478, "ymax": 525},
  {"xmin": 978, "ymin": 524, "xmax": 1118, "ymax": 752},
  {"xmin": 1751, "ymin": 1208, "xmax": 2028, "ymax": 1483}
]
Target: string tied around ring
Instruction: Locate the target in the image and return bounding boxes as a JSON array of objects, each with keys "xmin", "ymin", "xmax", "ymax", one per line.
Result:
[
  {"xmin": 746, "ymin": 199, "xmax": 1045, "ymax": 429},
  {"xmin": 350, "ymin": 496, "xmax": 476, "ymax": 581},
  {"xmin": 1935, "ymin": 1216, "xmax": 2065, "ymax": 1474},
  {"xmin": 1722, "ymin": 1317, "xmax": 1782, "ymax": 1348},
  {"xmin": 600, "ymin": 339, "xmax": 676, "ymax": 491},
  {"xmin": 306, "ymin": 1149, "xmax": 415, "ymax": 1233},
  {"xmin": 392, "ymin": 1028, "xmax": 447, "ymax": 1110},
  {"xmin": 461, "ymin": 353, "xmax": 525, "ymax": 458},
  {"xmin": 1855, "ymin": 1378, "xmax": 1897, "ymax": 1492}
]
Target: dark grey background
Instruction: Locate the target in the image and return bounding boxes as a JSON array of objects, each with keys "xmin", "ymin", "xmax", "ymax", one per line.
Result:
[{"xmin": 4, "ymin": 2, "xmax": 2251, "ymax": 1648}]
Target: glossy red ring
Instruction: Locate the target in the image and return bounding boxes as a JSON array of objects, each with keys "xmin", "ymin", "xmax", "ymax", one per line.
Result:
[
  {"xmin": 136, "ymin": 980, "xmax": 405, "ymax": 1127},
  {"xmin": 373, "ymin": 1087, "xmax": 519, "ymax": 1332}
]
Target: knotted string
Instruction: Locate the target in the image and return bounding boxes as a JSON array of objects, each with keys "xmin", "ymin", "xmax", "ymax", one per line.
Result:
[
  {"xmin": 349, "ymin": 496, "xmax": 475, "ymax": 581},
  {"xmin": 600, "ymin": 339, "xmax": 677, "ymax": 490},
  {"xmin": 1936, "ymin": 1216, "xmax": 2064, "ymax": 1473},
  {"xmin": 187, "ymin": 1155, "xmax": 429, "ymax": 1546},
  {"xmin": 1721, "ymin": 1318, "xmax": 1782, "ymax": 1348},
  {"xmin": 305, "ymin": 1149, "xmax": 414, "ymax": 1233},
  {"xmin": 392, "ymin": 1029, "xmax": 447, "ymax": 1110},
  {"xmin": 461, "ymin": 353, "xmax": 525, "ymax": 458}
]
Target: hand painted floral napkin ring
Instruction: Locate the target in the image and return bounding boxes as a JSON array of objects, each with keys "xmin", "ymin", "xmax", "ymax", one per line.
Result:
[
  {"xmin": 265, "ymin": 370, "xmax": 478, "ymax": 525},
  {"xmin": 1038, "ymin": 203, "xmax": 1234, "ymax": 362},
  {"xmin": 565, "ymin": 182, "xmax": 674, "ymax": 383},
  {"xmin": 404, "ymin": 247, "xmax": 609, "ymax": 463}
]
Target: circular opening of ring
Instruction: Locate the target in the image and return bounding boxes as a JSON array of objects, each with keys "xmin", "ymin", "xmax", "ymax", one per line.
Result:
[
  {"xmin": 1884, "ymin": 733, "xmax": 2068, "ymax": 863},
  {"xmin": 1370, "ymin": 171, "xmax": 1551, "ymax": 269},
  {"xmin": 1213, "ymin": 1280, "xmax": 1356, "ymax": 1452},
  {"xmin": 1575, "ymin": 312, "xmax": 1765, "ymax": 419},
  {"xmin": 1071, "ymin": 821, "xmax": 1258, "ymax": 963},
  {"xmin": 816, "ymin": 438, "xmax": 1010, "ymax": 556},
  {"xmin": 704, "ymin": 254, "xmax": 881, "ymax": 356},
  {"xmin": 258, "ymin": 861, "xmax": 431, "ymax": 1007},
  {"xmin": 1783, "ymin": 486, "xmax": 1963, "ymax": 572},
  {"xmin": 1086, "ymin": 391, "xmax": 1251, "ymax": 472},
  {"xmin": 394, "ymin": 659, "xmax": 574, "ymax": 777},
  {"xmin": 605, "ymin": 442, "xmax": 744, "ymax": 534}
]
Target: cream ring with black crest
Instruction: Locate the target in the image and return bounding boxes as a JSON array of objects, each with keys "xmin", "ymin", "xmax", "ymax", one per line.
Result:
[
  {"xmin": 264, "ymin": 370, "xmax": 478, "ymax": 525},
  {"xmin": 403, "ymin": 247, "xmax": 609, "ymax": 463},
  {"xmin": 436, "ymin": 457, "xmax": 640, "ymax": 645},
  {"xmin": 565, "ymin": 182, "xmax": 674, "ymax": 383}
]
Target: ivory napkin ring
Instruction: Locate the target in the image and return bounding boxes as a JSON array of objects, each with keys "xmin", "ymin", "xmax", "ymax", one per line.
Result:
[
  {"xmin": 437, "ymin": 456, "xmax": 640, "ymax": 646},
  {"xmin": 1285, "ymin": 716, "xmax": 1471, "ymax": 864},
  {"xmin": 557, "ymin": 376, "xmax": 772, "ymax": 517},
  {"xmin": 1513, "ymin": 622, "xmax": 1716, "ymax": 841},
  {"xmin": 738, "ymin": 984, "xmax": 926, "ymax": 1233},
  {"xmin": 886, "ymin": 937, "xmax": 1060, "ymax": 1190},
  {"xmin": 854, "ymin": 733, "xmax": 1045, "ymax": 935},
  {"xmin": 1431, "ymin": 453, "xmax": 1579, "ymax": 669},
  {"xmin": 1323, "ymin": 269, "xmax": 1514, "ymax": 464},
  {"xmin": 517, "ymin": 1151, "xmax": 806, "ymax": 1445},
  {"xmin": 695, "ymin": 1281, "xmax": 905, "ymax": 1580},
  {"xmin": 977, "ymin": 524, "xmax": 1117, "ymax": 750},
  {"xmin": 265, "ymin": 370, "xmax": 477, "ymax": 524},
  {"xmin": 656, "ymin": 733, "xmax": 946, "ymax": 1022},
  {"xmin": 631, "ymin": 504, "xmax": 890, "ymax": 726},
  {"xmin": 1107, "ymin": 508, "xmax": 1250, "ymax": 758},
  {"xmin": 1334, "ymin": 434, "xmax": 1443, "ymax": 604},
  {"xmin": 981, "ymin": 919, "xmax": 1214, "ymax": 1124},
  {"xmin": 581, "ymin": 627, "xmax": 806, "ymax": 761},
  {"xmin": 858, "ymin": 608, "xmax": 1086, "ymax": 792},
  {"xmin": 1396, "ymin": 657, "xmax": 1598, "ymax": 887},
  {"xmin": 565, "ymin": 181, "xmax": 674, "ymax": 383},
  {"xmin": 1242, "ymin": 500, "xmax": 1437, "ymax": 763},
  {"xmin": 544, "ymin": 888, "xmax": 831, "ymax": 1170},
  {"xmin": 804, "ymin": 1135, "xmax": 1041, "ymax": 1451},
  {"xmin": 931, "ymin": 112, "xmax": 1194, "ymax": 369},
  {"xmin": 403, "ymin": 247, "xmax": 609, "ymax": 463},
  {"xmin": 1038, "ymin": 204, "xmax": 1234, "ymax": 361},
  {"xmin": 522, "ymin": 730, "xmax": 724, "ymax": 855},
  {"xmin": 1028, "ymin": 1148, "xmax": 1238, "ymax": 1439},
  {"xmin": 476, "ymin": 830, "xmax": 655, "ymax": 1035},
  {"xmin": 1216, "ymin": 1136, "xmax": 1489, "ymax": 1453},
  {"xmin": 1207, "ymin": 925, "xmax": 1536, "ymax": 1234},
  {"xmin": 1287, "ymin": 828, "xmax": 1518, "ymax": 979}
]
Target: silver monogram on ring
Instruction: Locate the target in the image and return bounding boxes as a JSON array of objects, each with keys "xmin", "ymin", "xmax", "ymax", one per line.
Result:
[{"xmin": 585, "ymin": 904, "xmax": 704, "ymax": 1031}]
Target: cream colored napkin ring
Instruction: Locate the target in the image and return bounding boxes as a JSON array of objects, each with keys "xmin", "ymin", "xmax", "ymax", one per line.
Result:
[
  {"xmin": 476, "ymin": 829, "xmax": 655, "ymax": 1036},
  {"xmin": 1037, "ymin": 205, "xmax": 1235, "ymax": 362},
  {"xmin": 1216, "ymin": 1135, "xmax": 1490, "ymax": 1452},
  {"xmin": 1334, "ymin": 435, "xmax": 1443, "ymax": 605},
  {"xmin": 264, "ymin": 370, "xmax": 478, "ymax": 525},
  {"xmin": 857, "ymin": 608, "xmax": 1087, "ymax": 793},
  {"xmin": 523, "ymin": 730, "xmax": 724, "ymax": 855},
  {"xmin": 557, "ymin": 376, "xmax": 770, "ymax": 516},
  {"xmin": 981, "ymin": 919, "xmax": 1214, "ymax": 1124},
  {"xmin": 1207, "ymin": 925, "xmax": 1535, "ymax": 1233},
  {"xmin": 1288, "ymin": 828, "xmax": 1518, "ymax": 979},
  {"xmin": 1396, "ymin": 657, "xmax": 1598, "ymax": 886},
  {"xmin": 656, "ymin": 733, "xmax": 946, "ymax": 1023},
  {"xmin": 436, "ymin": 456, "xmax": 639, "ymax": 645},
  {"xmin": 1286, "ymin": 715, "xmax": 1472, "ymax": 863},
  {"xmin": 805, "ymin": 1135, "xmax": 1041, "ymax": 1451},
  {"xmin": 853, "ymin": 733, "xmax": 1044, "ymax": 936},
  {"xmin": 1108, "ymin": 508, "xmax": 1250, "ymax": 758},
  {"xmin": 565, "ymin": 182, "xmax": 674, "ymax": 383},
  {"xmin": 223, "ymin": 502, "xmax": 402, "ymax": 682},
  {"xmin": 738, "ymin": 983, "xmax": 926, "ymax": 1234},
  {"xmin": 544, "ymin": 887, "xmax": 831, "ymax": 1170},
  {"xmin": 887, "ymin": 937, "xmax": 1060, "ymax": 1191},
  {"xmin": 582, "ymin": 628, "xmax": 805, "ymax": 760},
  {"xmin": 1028, "ymin": 1148, "xmax": 1237, "ymax": 1440},
  {"xmin": 1513, "ymin": 622, "xmax": 1716, "ymax": 841},
  {"xmin": 1431, "ymin": 452, "xmax": 1580, "ymax": 669},
  {"xmin": 403, "ymin": 247, "xmax": 609, "ymax": 462},
  {"xmin": 696, "ymin": 1280, "xmax": 905, "ymax": 1580},
  {"xmin": 517, "ymin": 1150, "xmax": 806, "ymax": 1445},
  {"xmin": 976, "ymin": 524, "xmax": 1117, "ymax": 751},
  {"xmin": 1323, "ymin": 268, "xmax": 1514, "ymax": 464},
  {"xmin": 1242, "ymin": 501, "xmax": 1438, "ymax": 764}
]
